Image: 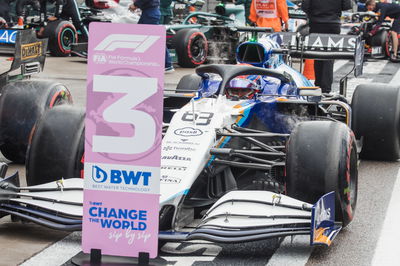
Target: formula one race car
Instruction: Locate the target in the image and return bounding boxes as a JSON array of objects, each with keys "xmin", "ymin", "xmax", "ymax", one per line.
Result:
[
  {"xmin": 1, "ymin": 31, "xmax": 400, "ymax": 248},
  {"xmin": 166, "ymin": 2, "xmax": 246, "ymax": 67},
  {"xmin": 8, "ymin": 0, "xmax": 139, "ymax": 57},
  {"xmin": 346, "ymin": 12, "xmax": 393, "ymax": 59}
]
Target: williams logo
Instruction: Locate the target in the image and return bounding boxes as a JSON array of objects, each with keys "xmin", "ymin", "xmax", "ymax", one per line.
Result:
[
  {"xmin": 174, "ymin": 127, "xmax": 203, "ymax": 137},
  {"xmin": 91, "ymin": 165, "xmax": 150, "ymax": 186},
  {"xmin": 94, "ymin": 34, "xmax": 160, "ymax": 53}
]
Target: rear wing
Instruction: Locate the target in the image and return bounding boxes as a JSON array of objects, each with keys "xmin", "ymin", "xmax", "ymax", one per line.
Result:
[
  {"xmin": 269, "ymin": 32, "xmax": 364, "ymax": 95},
  {"xmin": 0, "ymin": 29, "xmax": 48, "ymax": 87}
]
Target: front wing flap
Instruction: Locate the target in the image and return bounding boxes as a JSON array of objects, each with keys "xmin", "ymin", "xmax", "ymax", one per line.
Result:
[{"xmin": 160, "ymin": 191, "xmax": 341, "ymax": 246}]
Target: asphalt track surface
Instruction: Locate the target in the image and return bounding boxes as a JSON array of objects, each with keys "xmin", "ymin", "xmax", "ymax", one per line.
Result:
[{"xmin": 1, "ymin": 56, "xmax": 400, "ymax": 266}]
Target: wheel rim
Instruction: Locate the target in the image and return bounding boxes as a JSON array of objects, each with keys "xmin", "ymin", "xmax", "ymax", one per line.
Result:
[
  {"xmin": 61, "ymin": 28, "xmax": 76, "ymax": 50},
  {"xmin": 190, "ymin": 35, "xmax": 206, "ymax": 63}
]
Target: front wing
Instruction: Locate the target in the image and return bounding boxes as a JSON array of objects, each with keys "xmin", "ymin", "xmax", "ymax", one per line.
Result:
[{"xmin": 0, "ymin": 172, "xmax": 340, "ymax": 246}]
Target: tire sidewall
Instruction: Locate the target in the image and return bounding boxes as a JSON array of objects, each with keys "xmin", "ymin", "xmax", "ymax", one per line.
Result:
[
  {"xmin": 186, "ymin": 31, "xmax": 208, "ymax": 65},
  {"xmin": 286, "ymin": 121, "xmax": 358, "ymax": 227},
  {"xmin": 44, "ymin": 20, "xmax": 77, "ymax": 56},
  {"xmin": 174, "ymin": 29, "xmax": 208, "ymax": 68}
]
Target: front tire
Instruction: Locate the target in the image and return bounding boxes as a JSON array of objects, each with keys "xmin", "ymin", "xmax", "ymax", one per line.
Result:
[
  {"xmin": 286, "ymin": 121, "xmax": 358, "ymax": 227},
  {"xmin": 176, "ymin": 74, "xmax": 202, "ymax": 93},
  {"xmin": 26, "ymin": 106, "xmax": 85, "ymax": 186}
]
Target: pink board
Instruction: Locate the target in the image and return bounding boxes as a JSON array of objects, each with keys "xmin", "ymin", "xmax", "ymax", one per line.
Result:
[{"xmin": 82, "ymin": 22, "xmax": 165, "ymax": 258}]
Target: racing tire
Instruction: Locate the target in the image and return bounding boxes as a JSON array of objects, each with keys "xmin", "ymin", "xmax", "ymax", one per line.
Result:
[
  {"xmin": 26, "ymin": 106, "xmax": 85, "ymax": 186},
  {"xmin": 176, "ymin": 74, "xmax": 202, "ymax": 93},
  {"xmin": 42, "ymin": 20, "xmax": 78, "ymax": 57},
  {"xmin": 286, "ymin": 121, "xmax": 358, "ymax": 228},
  {"xmin": 351, "ymin": 84, "xmax": 400, "ymax": 160},
  {"xmin": 174, "ymin": 29, "xmax": 208, "ymax": 68},
  {"xmin": 385, "ymin": 31, "xmax": 400, "ymax": 58},
  {"xmin": 0, "ymin": 81, "xmax": 72, "ymax": 163},
  {"xmin": 370, "ymin": 29, "xmax": 388, "ymax": 58},
  {"xmin": 296, "ymin": 23, "xmax": 309, "ymax": 37}
]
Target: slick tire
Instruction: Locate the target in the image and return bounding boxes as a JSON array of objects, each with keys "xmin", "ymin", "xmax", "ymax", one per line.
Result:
[
  {"xmin": 370, "ymin": 29, "xmax": 388, "ymax": 58},
  {"xmin": 0, "ymin": 81, "xmax": 72, "ymax": 163},
  {"xmin": 176, "ymin": 74, "xmax": 202, "ymax": 93},
  {"xmin": 26, "ymin": 106, "xmax": 85, "ymax": 186},
  {"xmin": 286, "ymin": 121, "xmax": 358, "ymax": 228},
  {"xmin": 174, "ymin": 29, "xmax": 208, "ymax": 68},
  {"xmin": 296, "ymin": 23, "xmax": 309, "ymax": 37},
  {"xmin": 43, "ymin": 20, "xmax": 78, "ymax": 57},
  {"xmin": 352, "ymin": 84, "xmax": 400, "ymax": 160}
]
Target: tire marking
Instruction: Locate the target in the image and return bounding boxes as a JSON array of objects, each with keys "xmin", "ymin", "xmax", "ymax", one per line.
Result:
[
  {"xmin": 371, "ymin": 167, "xmax": 400, "ymax": 265},
  {"xmin": 266, "ymin": 235, "xmax": 313, "ymax": 266},
  {"xmin": 333, "ymin": 60, "xmax": 349, "ymax": 72},
  {"xmin": 389, "ymin": 63, "xmax": 400, "ymax": 85},
  {"xmin": 20, "ymin": 232, "xmax": 81, "ymax": 266}
]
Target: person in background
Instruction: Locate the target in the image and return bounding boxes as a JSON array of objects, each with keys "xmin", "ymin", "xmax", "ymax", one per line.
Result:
[
  {"xmin": 235, "ymin": 0, "xmax": 252, "ymax": 25},
  {"xmin": 301, "ymin": 0, "xmax": 352, "ymax": 93},
  {"xmin": 249, "ymin": 0, "xmax": 289, "ymax": 32},
  {"xmin": 0, "ymin": 0, "xmax": 14, "ymax": 25},
  {"xmin": 366, "ymin": 0, "xmax": 400, "ymax": 62},
  {"xmin": 37, "ymin": 0, "xmax": 89, "ymax": 40},
  {"xmin": 15, "ymin": 0, "xmax": 40, "ymax": 25},
  {"xmin": 160, "ymin": 0, "xmax": 173, "ymax": 25},
  {"xmin": 129, "ymin": 0, "xmax": 174, "ymax": 73}
]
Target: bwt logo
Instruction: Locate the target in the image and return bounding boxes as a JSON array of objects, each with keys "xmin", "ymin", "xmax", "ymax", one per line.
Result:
[
  {"xmin": 92, "ymin": 165, "xmax": 150, "ymax": 186},
  {"xmin": 94, "ymin": 34, "xmax": 160, "ymax": 53}
]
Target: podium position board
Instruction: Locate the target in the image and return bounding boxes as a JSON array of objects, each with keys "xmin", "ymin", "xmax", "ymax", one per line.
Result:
[{"xmin": 83, "ymin": 22, "xmax": 165, "ymax": 258}]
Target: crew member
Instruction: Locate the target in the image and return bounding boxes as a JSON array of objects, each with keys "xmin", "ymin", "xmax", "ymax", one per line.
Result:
[
  {"xmin": 235, "ymin": 0, "xmax": 252, "ymax": 25},
  {"xmin": 160, "ymin": 0, "xmax": 173, "ymax": 25},
  {"xmin": 15, "ymin": 0, "xmax": 40, "ymax": 21},
  {"xmin": 39, "ymin": 0, "xmax": 89, "ymax": 40},
  {"xmin": 129, "ymin": 0, "xmax": 174, "ymax": 73},
  {"xmin": 301, "ymin": 0, "xmax": 352, "ymax": 93},
  {"xmin": 366, "ymin": 0, "xmax": 400, "ymax": 62},
  {"xmin": 0, "ymin": 0, "xmax": 14, "ymax": 25},
  {"xmin": 249, "ymin": 0, "xmax": 289, "ymax": 32}
]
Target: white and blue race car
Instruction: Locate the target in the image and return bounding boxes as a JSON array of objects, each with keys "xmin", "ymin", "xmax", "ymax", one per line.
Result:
[{"xmin": 1, "ymin": 30, "xmax": 399, "ymax": 248}]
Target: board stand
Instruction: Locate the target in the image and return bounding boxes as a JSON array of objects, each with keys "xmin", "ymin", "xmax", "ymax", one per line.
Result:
[{"xmin": 70, "ymin": 249, "xmax": 165, "ymax": 266}]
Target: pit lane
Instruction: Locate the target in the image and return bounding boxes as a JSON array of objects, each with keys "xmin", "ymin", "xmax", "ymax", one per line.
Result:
[{"xmin": 1, "ymin": 56, "xmax": 400, "ymax": 266}]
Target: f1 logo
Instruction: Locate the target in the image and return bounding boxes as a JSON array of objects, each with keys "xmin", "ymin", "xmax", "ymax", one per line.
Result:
[{"xmin": 94, "ymin": 34, "xmax": 160, "ymax": 53}]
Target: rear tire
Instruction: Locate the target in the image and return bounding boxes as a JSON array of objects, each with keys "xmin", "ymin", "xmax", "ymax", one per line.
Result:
[
  {"xmin": 26, "ymin": 106, "xmax": 85, "ymax": 186},
  {"xmin": 42, "ymin": 20, "xmax": 78, "ymax": 57},
  {"xmin": 174, "ymin": 29, "xmax": 208, "ymax": 68},
  {"xmin": 369, "ymin": 29, "xmax": 388, "ymax": 58},
  {"xmin": 351, "ymin": 84, "xmax": 400, "ymax": 160},
  {"xmin": 0, "ymin": 81, "xmax": 72, "ymax": 163},
  {"xmin": 286, "ymin": 121, "xmax": 358, "ymax": 228}
]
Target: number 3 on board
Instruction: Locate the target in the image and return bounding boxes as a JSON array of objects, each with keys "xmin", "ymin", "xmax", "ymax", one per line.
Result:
[{"xmin": 92, "ymin": 74, "xmax": 158, "ymax": 155}]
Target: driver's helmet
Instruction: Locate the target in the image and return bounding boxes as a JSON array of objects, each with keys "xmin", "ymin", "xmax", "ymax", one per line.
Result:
[{"xmin": 226, "ymin": 74, "xmax": 261, "ymax": 99}]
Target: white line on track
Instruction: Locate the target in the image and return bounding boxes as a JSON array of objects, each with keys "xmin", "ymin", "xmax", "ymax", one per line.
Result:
[
  {"xmin": 371, "ymin": 168, "xmax": 400, "ymax": 266},
  {"xmin": 266, "ymin": 235, "xmax": 313, "ymax": 266},
  {"xmin": 362, "ymin": 60, "xmax": 387, "ymax": 74},
  {"xmin": 389, "ymin": 65, "xmax": 400, "ymax": 85},
  {"xmin": 333, "ymin": 60, "xmax": 349, "ymax": 72},
  {"xmin": 20, "ymin": 232, "xmax": 81, "ymax": 266}
]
